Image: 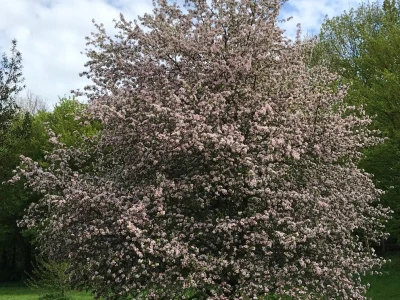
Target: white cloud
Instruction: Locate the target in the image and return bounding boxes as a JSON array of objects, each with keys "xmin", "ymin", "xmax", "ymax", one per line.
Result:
[
  {"xmin": 0, "ymin": 0, "xmax": 152, "ymax": 107},
  {"xmin": 280, "ymin": 0, "xmax": 383, "ymax": 39},
  {"xmin": 0, "ymin": 0, "xmax": 375, "ymax": 108}
]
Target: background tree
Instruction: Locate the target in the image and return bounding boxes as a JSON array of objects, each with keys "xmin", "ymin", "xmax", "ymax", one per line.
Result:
[
  {"xmin": 0, "ymin": 111, "xmax": 41, "ymax": 281},
  {"xmin": 0, "ymin": 39, "xmax": 24, "ymax": 132},
  {"xmin": 313, "ymin": 0, "xmax": 400, "ymax": 251},
  {"xmin": 16, "ymin": 91, "xmax": 48, "ymax": 115},
  {"xmin": 0, "ymin": 39, "xmax": 26, "ymax": 281},
  {"xmin": 310, "ymin": 1, "xmax": 383, "ymax": 80},
  {"xmin": 15, "ymin": 0, "xmax": 389, "ymax": 299},
  {"xmin": 0, "ymin": 98, "xmax": 98, "ymax": 282}
]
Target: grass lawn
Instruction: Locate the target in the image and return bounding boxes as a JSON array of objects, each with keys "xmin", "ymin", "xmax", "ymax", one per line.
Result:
[
  {"xmin": 0, "ymin": 283, "xmax": 94, "ymax": 300},
  {"xmin": 364, "ymin": 255, "xmax": 400, "ymax": 300}
]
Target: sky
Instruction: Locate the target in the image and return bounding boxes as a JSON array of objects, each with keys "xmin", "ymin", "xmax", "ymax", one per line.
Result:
[{"xmin": 0, "ymin": 0, "xmax": 368, "ymax": 108}]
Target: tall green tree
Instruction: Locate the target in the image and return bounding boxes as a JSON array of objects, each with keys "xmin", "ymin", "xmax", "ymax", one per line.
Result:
[
  {"xmin": 314, "ymin": 0, "xmax": 400, "ymax": 250},
  {"xmin": 0, "ymin": 111, "xmax": 36, "ymax": 281},
  {"xmin": 0, "ymin": 39, "xmax": 24, "ymax": 133},
  {"xmin": 0, "ymin": 39, "xmax": 26, "ymax": 281}
]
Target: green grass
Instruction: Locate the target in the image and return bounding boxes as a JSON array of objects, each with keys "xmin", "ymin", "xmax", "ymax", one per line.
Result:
[
  {"xmin": 0, "ymin": 283, "xmax": 94, "ymax": 300},
  {"xmin": 364, "ymin": 255, "xmax": 400, "ymax": 300}
]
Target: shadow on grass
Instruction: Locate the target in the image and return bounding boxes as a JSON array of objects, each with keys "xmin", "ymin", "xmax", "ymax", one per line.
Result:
[{"xmin": 364, "ymin": 255, "xmax": 400, "ymax": 300}]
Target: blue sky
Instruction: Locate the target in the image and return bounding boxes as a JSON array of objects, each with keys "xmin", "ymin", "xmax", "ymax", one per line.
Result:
[{"xmin": 0, "ymin": 0, "xmax": 372, "ymax": 107}]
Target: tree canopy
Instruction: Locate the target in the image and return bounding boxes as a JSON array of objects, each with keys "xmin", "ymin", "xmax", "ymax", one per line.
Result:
[{"xmin": 14, "ymin": 0, "xmax": 390, "ymax": 299}]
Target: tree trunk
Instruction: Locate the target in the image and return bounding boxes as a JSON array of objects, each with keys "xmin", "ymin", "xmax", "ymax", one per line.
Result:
[
  {"xmin": 2, "ymin": 248, "xmax": 8, "ymax": 268},
  {"xmin": 11, "ymin": 243, "xmax": 16, "ymax": 269},
  {"xmin": 15, "ymin": 231, "xmax": 33, "ymax": 275}
]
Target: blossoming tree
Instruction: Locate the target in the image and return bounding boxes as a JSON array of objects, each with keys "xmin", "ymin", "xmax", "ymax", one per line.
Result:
[{"xmin": 13, "ymin": 0, "xmax": 390, "ymax": 298}]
